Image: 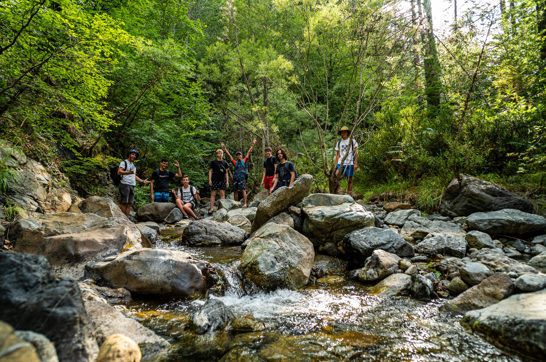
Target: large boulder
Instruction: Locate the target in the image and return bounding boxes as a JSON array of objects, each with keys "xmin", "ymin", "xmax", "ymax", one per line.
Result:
[
  {"xmin": 342, "ymin": 227, "xmax": 414, "ymax": 265},
  {"xmin": 461, "ymin": 289, "xmax": 546, "ymax": 357},
  {"xmin": 440, "ymin": 174, "xmax": 534, "ymax": 217},
  {"xmin": 467, "ymin": 209, "xmax": 546, "ymax": 236},
  {"xmin": 446, "ymin": 274, "xmax": 514, "ymax": 312},
  {"xmin": 302, "ymin": 194, "xmax": 375, "ymax": 247},
  {"xmin": 239, "ymin": 223, "xmax": 315, "ymax": 290},
  {"xmin": 87, "ymin": 248, "xmax": 219, "ymax": 297},
  {"xmin": 136, "ymin": 203, "xmax": 176, "ymax": 222},
  {"xmin": 470, "ymin": 248, "xmax": 536, "ymax": 276},
  {"xmin": 401, "ymin": 214, "xmax": 465, "ymax": 241},
  {"xmin": 79, "ymin": 196, "xmax": 126, "ymax": 218},
  {"xmin": 0, "ymin": 251, "xmax": 99, "ymax": 361},
  {"xmin": 251, "ymin": 175, "xmax": 313, "ymax": 232},
  {"xmin": 182, "ymin": 219, "xmax": 246, "ymax": 246},
  {"xmin": 415, "ymin": 234, "xmax": 467, "ymax": 258}
]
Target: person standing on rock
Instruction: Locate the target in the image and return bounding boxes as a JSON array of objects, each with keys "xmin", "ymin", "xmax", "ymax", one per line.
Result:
[
  {"xmin": 150, "ymin": 158, "xmax": 182, "ymax": 202},
  {"xmin": 173, "ymin": 175, "xmax": 200, "ymax": 220},
  {"xmin": 272, "ymin": 148, "xmax": 297, "ymax": 192},
  {"xmin": 221, "ymin": 139, "xmax": 257, "ymax": 207},
  {"xmin": 208, "ymin": 149, "xmax": 229, "ymax": 214},
  {"xmin": 118, "ymin": 149, "xmax": 149, "ymax": 217},
  {"xmin": 261, "ymin": 147, "xmax": 278, "ymax": 195},
  {"xmin": 334, "ymin": 126, "xmax": 358, "ymax": 194}
]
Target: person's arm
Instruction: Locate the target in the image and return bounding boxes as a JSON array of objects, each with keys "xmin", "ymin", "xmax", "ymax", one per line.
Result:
[
  {"xmin": 118, "ymin": 162, "xmax": 131, "ymax": 176},
  {"xmin": 150, "ymin": 179, "xmax": 155, "ymax": 200},
  {"xmin": 334, "ymin": 150, "xmax": 340, "ymax": 165},
  {"xmin": 225, "ymin": 164, "xmax": 229, "ymax": 188},
  {"xmin": 220, "ymin": 142, "xmax": 234, "ymax": 162},
  {"xmin": 173, "ymin": 161, "xmax": 182, "ymax": 178},
  {"xmin": 289, "ymin": 171, "xmax": 295, "ymax": 187},
  {"xmin": 209, "ymin": 168, "xmax": 213, "ymax": 186},
  {"xmin": 271, "ymin": 174, "xmax": 279, "ymax": 191},
  {"xmin": 245, "ymin": 138, "xmax": 257, "ymax": 159},
  {"xmin": 260, "ymin": 168, "xmax": 266, "ymax": 186},
  {"xmin": 173, "ymin": 188, "xmax": 181, "ymax": 200},
  {"xmin": 194, "ymin": 188, "xmax": 201, "ymax": 202},
  {"xmin": 136, "ymin": 175, "xmax": 149, "ymax": 184},
  {"xmin": 354, "ymin": 147, "xmax": 359, "ymax": 170}
]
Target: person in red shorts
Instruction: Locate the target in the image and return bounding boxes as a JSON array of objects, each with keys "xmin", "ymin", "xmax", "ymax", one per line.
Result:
[{"xmin": 260, "ymin": 147, "xmax": 278, "ymax": 195}]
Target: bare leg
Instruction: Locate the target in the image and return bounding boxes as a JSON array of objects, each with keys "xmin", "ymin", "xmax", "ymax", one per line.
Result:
[
  {"xmin": 234, "ymin": 191, "xmax": 239, "ymax": 201},
  {"xmin": 242, "ymin": 190, "xmax": 247, "ymax": 206},
  {"xmin": 209, "ymin": 190, "xmax": 217, "ymax": 212},
  {"xmin": 176, "ymin": 199, "xmax": 188, "ymax": 217},
  {"xmin": 183, "ymin": 203, "xmax": 198, "ymax": 219},
  {"xmin": 219, "ymin": 190, "xmax": 225, "ymax": 199},
  {"xmin": 120, "ymin": 204, "xmax": 130, "ymax": 217},
  {"xmin": 347, "ymin": 176, "xmax": 354, "ymax": 193}
]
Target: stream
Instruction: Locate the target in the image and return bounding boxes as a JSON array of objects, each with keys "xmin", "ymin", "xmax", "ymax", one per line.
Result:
[{"xmin": 124, "ymin": 239, "xmax": 521, "ymax": 361}]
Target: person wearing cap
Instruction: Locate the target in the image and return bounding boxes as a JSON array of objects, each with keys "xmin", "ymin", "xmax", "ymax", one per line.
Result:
[
  {"xmin": 221, "ymin": 138, "xmax": 256, "ymax": 207},
  {"xmin": 150, "ymin": 158, "xmax": 182, "ymax": 202},
  {"xmin": 118, "ymin": 149, "xmax": 149, "ymax": 217},
  {"xmin": 334, "ymin": 126, "xmax": 358, "ymax": 194}
]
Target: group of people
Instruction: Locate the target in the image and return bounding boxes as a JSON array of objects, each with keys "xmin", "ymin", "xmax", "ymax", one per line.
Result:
[{"xmin": 116, "ymin": 126, "xmax": 358, "ymax": 218}]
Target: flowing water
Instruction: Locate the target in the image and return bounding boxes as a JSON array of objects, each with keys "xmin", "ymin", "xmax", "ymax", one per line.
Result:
[{"xmin": 125, "ymin": 239, "xmax": 522, "ymax": 361}]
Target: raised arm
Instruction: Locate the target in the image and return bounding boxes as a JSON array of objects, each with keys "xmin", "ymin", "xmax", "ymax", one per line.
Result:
[
  {"xmin": 220, "ymin": 142, "xmax": 234, "ymax": 162},
  {"xmin": 173, "ymin": 160, "xmax": 182, "ymax": 178},
  {"xmin": 245, "ymin": 138, "xmax": 257, "ymax": 159}
]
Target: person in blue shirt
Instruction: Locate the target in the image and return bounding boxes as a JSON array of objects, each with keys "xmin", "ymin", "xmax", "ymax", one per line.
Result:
[{"xmin": 221, "ymin": 139, "xmax": 256, "ymax": 207}]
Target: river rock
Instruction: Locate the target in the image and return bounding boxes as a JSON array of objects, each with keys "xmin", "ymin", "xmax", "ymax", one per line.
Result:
[
  {"xmin": 14, "ymin": 330, "xmax": 58, "ymax": 362},
  {"xmin": 227, "ymin": 207, "xmax": 257, "ymax": 222},
  {"xmin": 342, "ymin": 227, "xmax": 414, "ymax": 265},
  {"xmin": 467, "ymin": 208, "xmax": 546, "ymax": 236},
  {"xmin": 465, "ymin": 230, "xmax": 495, "ymax": 249},
  {"xmin": 213, "ymin": 208, "xmax": 228, "ymax": 221},
  {"xmin": 79, "ymin": 196, "xmax": 126, "ymax": 218},
  {"xmin": 79, "ymin": 282, "xmax": 132, "ymax": 305},
  {"xmin": 164, "ymin": 208, "xmax": 184, "ymax": 224},
  {"xmin": 84, "ymin": 299, "xmax": 169, "ymax": 359},
  {"xmin": 470, "ymin": 248, "xmax": 536, "ymax": 275},
  {"xmin": 312, "ymin": 254, "xmax": 348, "ymax": 278},
  {"xmin": 183, "ymin": 219, "xmax": 246, "ymax": 246},
  {"xmin": 136, "ymin": 203, "xmax": 176, "ymax": 222},
  {"xmin": 461, "ymin": 289, "xmax": 546, "ymax": 356},
  {"xmin": 415, "ymin": 234, "xmax": 467, "ymax": 258},
  {"xmin": 446, "ymin": 274, "xmax": 514, "ymax": 312},
  {"xmin": 218, "ymin": 199, "xmax": 241, "ymax": 211},
  {"xmin": 384, "ymin": 209, "xmax": 421, "ymax": 226},
  {"xmin": 0, "ymin": 321, "xmax": 41, "ymax": 362},
  {"xmin": 96, "ymin": 334, "xmax": 142, "ymax": 362},
  {"xmin": 265, "ymin": 212, "xmax": 295, "ymax": 228},
  {"xmin": 440, "ymin": 174, "xmax": 534, "ymax": 217},
  {"xmin": 528, "ymin": 252, "xmax": 546, "ymax": 272},
  {"xmin": 251, "ymin": 174, "xmax": 313, "ymax": 232},
  {"xmin": 136, "ymin": 224, "xmax": 158, "ymax": 244},
  {"xmin": 227, "ymin": 215, "xmax": 252, "ymax": 233},
  {"xmin": 192, "ymin": 299, "xmax": 235, "ymax": 334},
  {"xmin": 87, "ymin": 248, "xmax": 218, "ymax": 297},
  {"xmin": 411, "ymin": 274, "xmax": 434, "ymax": 300},
  {"xmin": 446, "ymin": 277, "xmax": 469, "ymax": 295},
  {"xmin": 0, "ymin": 251, "xmax": 99, "ymax": 361},
  {"xmin": 368, "ymin": 273, "xmax": 412, "ymax": 296},
  {"xmin": 514, "ymin": 273, "xmax": 546, "ymax": 292},
  {"xmin": 357, "ymin": 249, "xmax": 400, "ymax": 282},
  {"xmin": 401, "ymin": 214, "xmax": 465, "ymax": 240},
  {"xmin": 239, "ymin": 223, "xmax": 314, "ymax": 290},
  {"xmin": 302, "ymin": 194, "xmax": 375, "ymax": 246},
  {"xmin": 383, "ymin": 202, "xmax": 412, "ymax": 212},
  {"xmin": 459, "ymin": 262, "xmax": 492, "ymax": 286}
]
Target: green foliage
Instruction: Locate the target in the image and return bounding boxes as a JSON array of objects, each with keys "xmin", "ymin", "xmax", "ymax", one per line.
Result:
[
  {"xmin": 62, "ymin": 155, "xmax": 120, "ymax": 196},
  {"xmin": 3, "ymin": 201, "xmax": 21, "ymax": 221},
  {"xmin": 0, "ymin": 156, "xmax": 17, "ymax": 195}
]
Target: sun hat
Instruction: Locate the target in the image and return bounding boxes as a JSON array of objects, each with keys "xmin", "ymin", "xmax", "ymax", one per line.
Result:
[
  {"xmin": 338, "ymin": 126, "xmax": 350, "ymax": 135},
  {"xmin": 127, "ymin": 149, "xmax": 140, "ymax": 158}
]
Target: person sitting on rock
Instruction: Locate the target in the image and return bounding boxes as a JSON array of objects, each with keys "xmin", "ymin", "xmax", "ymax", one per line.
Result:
[
  {"xmin": 221, "ymin": 139, "xmax": 256, "ymax": 207},
  {"xmin": 150, "ymin": 158, "xmax": 182, "ymax": 202},
  {"xmin": 272, "ymin": 148, "xmax": 297, "ymax": 192},
  {"xmin": 118, "ymin": 149, "xmax": 149, "ymax": 218},
  {"xmin": 208, "ymin": 148, "xmax": 229, "ymax": 214},
  {"xmin": 261, "ymin": 146, "xmax": 278, "ymax": 195},
  {"xmin": 172, "ymin": 175, "xmax": 200, "ymax": 220}
]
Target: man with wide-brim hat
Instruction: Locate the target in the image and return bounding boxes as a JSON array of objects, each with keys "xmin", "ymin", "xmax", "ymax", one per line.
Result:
[
  {"xmin": 118, "ymin": 149, "xmax": 149, "ymax": 217},
  {"xmin": 334, "ymin": 126, "xmax": 358, "ymax": 194}
]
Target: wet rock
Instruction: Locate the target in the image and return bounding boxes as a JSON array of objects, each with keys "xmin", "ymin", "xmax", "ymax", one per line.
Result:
[
  {"xmin": 251, "ymin": 175, "xmax": 313, "ymax": 232},
  {"xmin": 227, "ymin": 215, "xmax": 252, "ymax": 233},
  {"xmin": 368, "ymin": 273, "xmax": 412, "ymax": 296},
  {"xmin": 503, "ymin": 246, "xmax": 522, "ymax": 259},
  {"xmin": 514, "ymin": 273, "xmax": 546, "ymax": 292},
  {"xmin": 401, "ymin": 215, "xmax": 465, "ymax": 241},
  {"xmin": 218, "ymin": 199, "xmax": 241, "ymax": 211},
  {"xmin": 531, "ymin": 244, "xmax": 546, "ymax": 255},
  {"xmin": 446, "ymin": 274, "xmax": 514, "ymax": 312},
  {"xmin": 87, "ymin": 248, "xmax": 218, "ymax": 297},
  {"xmin": 342, "ymin": 227, "xmax": 414, "ymax": 264},
  {"xmin": 136, "ymin": 224, "xmax": 158, "ymax": 244},
  {"xmin": 411, "ymin": 274, "xmax": 434, "ymax": 300},
  {"xmin": 231, "ymin": 315, "xmax": 265, "ymax": 333},
  {"xmin": 312, "ymin": 254, "xmax": 348, "ymax": 278},
  {"xmin": 528, "ymin": 252, "xmax": 546, "ymax": 272},
  {"xmin": 459, "ymin": 262, "xmax": 492, "ymax": 286},
  {"xmin": 0, "ymin": 252, "xmax": 99, "ymax": 361},
  {"xmin": 435, "ymin": 257, "xmax": 466, "ymax": 279},
  {"xmin": 79, "ymin": 196, "xmax": 126, "ymax": 218},
  {"xmin": 0, "ymin": 321, "xmax": 41, "ymax": 362},
  {"xmin": 192, "ymin": 299, "xmax": 235, "ymax": 334},
  {"xmin": 138, "ymin": 221, "xmax": 160, "ymax": 232},
  {"xmin": 302, "ymin": 194, "xmax": 375, "ymax": 246},
  {"xmin": 96, "ymin": 334, "xmax": 142, "ymax": 362},
  {"xmin": 266, "ymin": 212, "xmax": 294, "ymax": 228},
  {"xmin": 461, "ymin": 289, "xmax": 546, "ymax": 356},
  {"xmin": 14, "ymin": 330, "xmax": 58, "ymax": 362},
  {"xmin": 79, "ymin": 282, "xmax": 132, "ymax": 305},
  {"xmin": 239, "ymin": 223, "xmax": 314, "ymax": 290},
  {"xmin": 227, "ymin": 207, "xmax": 258, "ymax": 222},
  {"xmin": 183, "ymin": 219, "xmax": 246, "ymax": 246},
  {"xmin": 358, "ymin": 250, "xmax": 400, "ymax": 282},
  {"xmin": 465, "ymin": 230, "xmax": 495, "ymax": 249},
  {"xmin": 384, "ymin": 209, "xmax": 421, "ymax": 226},
  {"xmin": 532, "ymin": 234, "xmax": 546, "ymax": 246},
  {"xmin": 136, "ymin": 203, "xmax": 176, "ymax": 222},
  {"xmin": 470, "ymin": 248, "xmax": 536, "ymax": 275},
  {"xmin": 164, "ymin": 208, "xmax": 184, "ymax": 224},
  {"xmin": 467, "ymin": 209, "xmax": 546, "ymax": 236},
  {"xmin": 415, "ymin": 234, "xmax": 467, "ymax": 258},
  {"xmin": 440, "ymin": 174, "xmax": 534, "ymax": 217},
  {"xmin": 446, "ymin": 277, "xmax": 469, "ymax": 295},
  {"xmin": 405, "ymin": 265, "xmax": 418, "ymax": 275},
  {"xmin": 383, "ymin": 202, "xmax": 412, "ymax": 212},
  {"xmin": 317, "ymin": 275, "xmax": 345, "ymax": 284},
  {"xmin": 259, "ymin": 334, "xmax": 355, "ymax": 361}
]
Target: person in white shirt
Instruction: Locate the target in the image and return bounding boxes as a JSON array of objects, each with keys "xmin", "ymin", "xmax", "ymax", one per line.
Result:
[
  {"xmin": 334, "ymin": 126, "xmax": 358, "ymax": 194},
  {"xmin": 173, "ymin": 175, "xmax": 200, "ymax": 220},
  {"xmin": 118, "ymin": 149, "xmax": 149, "ymax": 217}
]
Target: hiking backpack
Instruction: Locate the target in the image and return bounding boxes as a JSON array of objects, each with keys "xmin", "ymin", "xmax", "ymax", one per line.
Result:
[{"xmin": 110, "ymin": 160, "xmax": 127, "ymax": 186}]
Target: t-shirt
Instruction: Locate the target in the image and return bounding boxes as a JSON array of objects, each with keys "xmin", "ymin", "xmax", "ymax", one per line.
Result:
[
  {"xmin": 275, "ymin": 161, "xmax": 296, "ymax": 185},
  {"xmin": 231, "ymin": 157, "xmax": 248, "ymax": 179},
  {"xmin": 119, "ymin": 160, "xmax": 136, "ymax": 186},
  {"xmin": 210, "ymin": 160, "xmax": 228, "ymax": 182},
  {"xmin": 151, "ymin": 169, "xmax": 176, "ymax": 192},
  {"xmin": 177, "ymin": 185, "xmax": 197, "ymax": 204},
  {"xmin": 335, "ymin": 138, "xmax": 358, "ymax": 165},
  {"xmin": 263, "ymin": 156, "xmax": 278, "ymax": 177}
]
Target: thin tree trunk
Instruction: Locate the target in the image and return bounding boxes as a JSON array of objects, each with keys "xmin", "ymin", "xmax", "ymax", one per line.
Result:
[
  {"xmin": 537, "ymin": 0, "xmax": 546, "ymax": 62},
  {"xmin": 422, "ymin": 0, "xmax": 442, "ymax": 109},
  {"xmin": 453, "ymin": 0, "xmax": 458, "ymax": 31},
  {"xmin": 262, "ymin": 77, "xmax": 270, "ymax": 147}
]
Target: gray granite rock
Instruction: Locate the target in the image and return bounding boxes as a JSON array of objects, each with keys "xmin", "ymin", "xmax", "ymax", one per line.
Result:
[
  {"xmin": 459, "ymin": 262, "xmax": 492, "ymax": 286},
  {"xmin": 465, "ymin": 230, "xmax": 495, "ymax": 249},
  {"xmin": 467, "ymin": 209, "xmax": 546, "ymax": 236},
  {"xmin": 384, "ymin": 209, "xmax": 421, "ymax": 226},
  {"xmin": 415, "ymin": 234, "xmax": 467, "ymax": 258},
  {"xmin": 514, "ymin": 273, "xmax": 546, "ymax": 292}
]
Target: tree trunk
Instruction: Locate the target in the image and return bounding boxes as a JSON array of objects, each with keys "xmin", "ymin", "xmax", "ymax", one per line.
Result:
[
  {"xmin": 422, "ymin": 0, "xmax": 442, "ymax": 110},
  {"xmin": 262, "ymin": 77, "xmax": 270, "ymax": 147},
  {"xmin": 537, "ymin": 0, "xmax": 546, "ymax": 62},
  {"xmin": 453, "ymin": 0, "xmax": 458, "ymax": 31}
]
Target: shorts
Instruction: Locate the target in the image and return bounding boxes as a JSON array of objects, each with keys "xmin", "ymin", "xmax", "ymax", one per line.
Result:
[
  {"xmin": 154, "ymin": 192, "xmax": 170, "ymax": 202},
  {"xmin": 336, "ymin": 164, "xmax": 354, "ymax": 177},
  {"xmin": 233, "ymin": 177, "xmax": 246, "ymax": 191},
  {"xmin": 119, "ymin": 183, "xmax": 135, "ymax": 204},
  {"xmin": 264, "ymin": 175, "xmax": 274, "ymax": 189},
  {"xmin": 211, "ymin": 179, "xmax": 226, "ymax": 190}
]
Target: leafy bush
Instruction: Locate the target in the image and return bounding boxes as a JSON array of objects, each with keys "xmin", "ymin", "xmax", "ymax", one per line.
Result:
[{"xmin": 63, "ymin": 155, "xmax": 121, "ymax": 196}]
